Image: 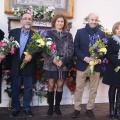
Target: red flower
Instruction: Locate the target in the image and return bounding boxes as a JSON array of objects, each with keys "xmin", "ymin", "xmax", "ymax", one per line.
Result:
[
  {"xmin": 50, "ymin": 43, "xmax": 56, "ymax": 50},
  {"xmin": 70, "ymin": 87, "xmax": 74, "ymax": 92}
]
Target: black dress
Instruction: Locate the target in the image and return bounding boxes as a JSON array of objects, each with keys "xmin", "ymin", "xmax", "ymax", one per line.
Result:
[
  {"xmin": 102, "ymin": 38, "xmax": 120, "ymax": 87},
  {"xmin": 0, "ymin": 29, "xmax": 4, "ymax": 103}
]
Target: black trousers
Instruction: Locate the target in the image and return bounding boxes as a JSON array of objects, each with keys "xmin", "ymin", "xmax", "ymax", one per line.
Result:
[{"xmin": 0, "ymin": 77, "xmax": 2, "ymax": 103}]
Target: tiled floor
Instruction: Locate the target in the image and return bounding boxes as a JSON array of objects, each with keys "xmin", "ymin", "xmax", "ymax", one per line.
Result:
[{"xmin": 0, "ymin": 103, "xmax": 113, "ymax": 120}]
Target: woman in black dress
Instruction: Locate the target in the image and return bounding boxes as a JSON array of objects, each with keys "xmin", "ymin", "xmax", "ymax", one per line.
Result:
[
  {"xmin": 0, "ymin": 29, "xmax": 5, "ymax": 103},
  {"xmin": 43, "ymin": 14, "xmax": 74, "ymax": 116},
  {"xmin": 103, "ymin": 22, "xmax": 120, "ymax": 119}
]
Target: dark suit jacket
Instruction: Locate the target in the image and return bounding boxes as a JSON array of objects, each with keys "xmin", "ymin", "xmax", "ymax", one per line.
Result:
[
  {"xmin": 103, "ymin": 38, "xmax": 120, "ymax": 87},
  {"xmin": 8, "ymin": 28, "xmax": 38, "ymax": 76},
  {"xmin": 74, "ymin": 28, "xmax": 105, "ymax": 72},
  {"xmin": 0, "ymin": 29, "xmax": 4, "ymax": 103}
]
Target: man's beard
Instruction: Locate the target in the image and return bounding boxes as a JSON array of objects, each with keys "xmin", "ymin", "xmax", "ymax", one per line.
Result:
[{"xmin": 22, "ymin": 24, "xmax": 32, "ymax": 30}]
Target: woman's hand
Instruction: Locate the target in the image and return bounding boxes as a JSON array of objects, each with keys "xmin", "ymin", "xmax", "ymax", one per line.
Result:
[
  {"xmin": 53, "ymin": 58, "xmax": 63, "ymax": 67},
  {"xmin": 56, "ymin": 60, "xmax": 63, "ymax": 67}
]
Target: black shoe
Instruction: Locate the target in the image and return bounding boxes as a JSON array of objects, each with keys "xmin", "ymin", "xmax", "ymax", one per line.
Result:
[
  {"xmin": 115, "ymin": 108, "xmax": 120, "ymax": 120},
  {"xmin": 10, "ymin": 110, "xmax": 20, "ymax": 117},
  {"xmin": 55, "ymin": 108, "xmax": 62, "ymax": 116},
  {"xmin": 71, "ymin": 110, "xmax": 80, "ymax": 118},
  {"xmin": 47, "ymin": 108, "xmax": 53, "ymax": 116},
  {"xmin": 109, "ymin": 109, "xmax": 115, "ymax": 119},
  {"xmin": 86, "ymin": 110, "xmax": 95, "ymax": 119},
  {"xmin": 24, "ymin": 110, "xmax": 33, "ymax": 117}
]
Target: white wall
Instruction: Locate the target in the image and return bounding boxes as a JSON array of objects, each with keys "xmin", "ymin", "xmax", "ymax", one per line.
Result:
[{"xmin": 1, "ymin": 0, "xmax": 119, "ymax": 107}]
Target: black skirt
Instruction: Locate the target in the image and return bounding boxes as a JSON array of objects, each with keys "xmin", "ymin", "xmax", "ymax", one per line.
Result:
[{"xmin": 44, "ymin": 70, "xmax": 68, "ymax": 80}]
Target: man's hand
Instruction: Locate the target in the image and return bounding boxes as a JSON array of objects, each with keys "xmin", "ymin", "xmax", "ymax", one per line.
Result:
[
  {"xmin": 0, "ymin": 55, "xmax": 5, "ymax": 62},
  {"xmin": 23, "ymin": 55, "xmax": 32, "ymax": 63},
  {"xmin": 84, "ymin": 57, "xmax": 92, "ymax": 63},
  {"xmin": 94, "ymin": 59, "xmax": 101, "ymax": 65}
]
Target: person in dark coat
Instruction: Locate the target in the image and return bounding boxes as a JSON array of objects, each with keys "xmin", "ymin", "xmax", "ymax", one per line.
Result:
[
  {"xmin": 71, "ymin": 13, "xmax": 106, "ymax": 119},
  {"xmin": 8, "ymin": 13, "xmax": 38, "ymax": 118},
  {"xmin": 43, "ymin": 14, "xmax": 74, "ymax": 116},
  {"xmin": 0, "ymin": 29, "xmax": 5, "ymax": 103},
  {"xmin": 102, "ymin": 22, "xmax": 120, "ymax": 119}
]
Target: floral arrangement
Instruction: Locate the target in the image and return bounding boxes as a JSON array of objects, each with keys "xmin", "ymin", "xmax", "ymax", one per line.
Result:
[
  {"xmin": 20, "ymin": 28, "xmax": 56, "ymax": 69},
  {"xmin": 3, "ymin": 71, "xmax": 12, "ymax": 98},
  {"xmin": 67, "ymin": 67, "xmax": 76, "ymax": 94},
  {"xmin": 89, "ymin": 33, "xmax": 108, "ymax": 74},
  {"xmin": 12, "ymin": 5, "xmax": 55, "ymax": 20},
  {"xmin": 33, "ymin": 81, "xmax": 47, "ymax": 103},
  {"xmin": 89, "ymin": 35, "xmax": 108, "ymax": 58},
  {"xmin": 0, "ymin": 37, "xmax": 20, "ymax": 55}
]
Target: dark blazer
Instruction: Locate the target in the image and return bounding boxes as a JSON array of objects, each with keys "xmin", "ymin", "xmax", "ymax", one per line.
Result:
[
  {"xmin": 0, "ymin": 29, "xmax": 4, "ymax": 103},
  {"xmin": 74, "ymin": 28, "xmax": 105, "ymax": 72},
  {"xmin": 103, "ymin": 38, "xmax": 120, "ymax": 87},
  {"xmin": 8, "ymin": 28, "xmax": 38, "ymax": 76}
]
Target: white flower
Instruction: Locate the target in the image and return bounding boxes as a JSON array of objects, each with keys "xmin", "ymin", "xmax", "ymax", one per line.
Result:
[
  {"xmin": 16, "ymin": 7, "xmax": 20, "ymax": 12},
  {"xmin": 2, "ymin": 38, "xmax": 9, "ymax": 43},
  {"xmin": 18, "ymin": 13, "xmax": 21, "ymax": 17},
  {"xmin": 12, "ymin": 8, "xmax": 14, "ymax": 12},
  {"xmin": 7, "ymin": 85, "xmax": 11, "ymax": 88},
  {"xmin": 46, "ymin": 41, "xmax": 53, "ymax": 46},
  {"xmin": 47, "ymin": 38, "xmax": 52, "ymax": 41},
  {"xmin": 14, "ymin": 41, "xmax": 20, "ymax": 48},
  {"xmin": 29, "ymin": 5, "xmax": 33, "ymax": 9},
  {"xmin": 51, "ymin": 12, "xmax": 54, "ymax": 17}
]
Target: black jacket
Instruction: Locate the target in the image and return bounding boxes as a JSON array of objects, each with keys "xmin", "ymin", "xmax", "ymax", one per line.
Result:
[
  {"xmin": 103, "ymin": 38, "xmax": 120, "ymax": 87},
  {"xmin": 0, "ymin": 29, "xmax": 4, "ymax": 77},
  {"xmin": 74, "ymin": 28, "xmax": 105, "ymax": 72},
  {"xmin": 8, "ymin": 28, "xmax": 38, "ymax": 76},
  {"xmin": 43, "ymin": 29, "xmax": 74, "ymax": 71}
]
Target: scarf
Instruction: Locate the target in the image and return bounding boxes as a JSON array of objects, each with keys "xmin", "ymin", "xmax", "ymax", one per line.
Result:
[
  {"xmin": 85, "ymin": 24, "xmax": 98, "ymax": 35},
  {"xmin": 112, "ymin": 35, "xmax": 120, "ymax": 59}
]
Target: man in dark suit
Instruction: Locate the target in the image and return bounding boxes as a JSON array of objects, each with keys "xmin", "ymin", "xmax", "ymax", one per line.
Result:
[
  {"xmin": 72, "ymin": 13, "xmax": 105, "ymax": 119},
  {"xmin": 0, "ymin": 29, "xmax": 5, "ymax": 103},
  {"xmin": 8, "ymin": 13, "xmax": 37, "ymax": 117}
]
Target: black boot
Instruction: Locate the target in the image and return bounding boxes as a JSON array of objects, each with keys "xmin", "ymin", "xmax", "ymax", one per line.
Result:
[
  {"xmin": 55, "ymin": 91, "xmax": 63, "ymax": 116},
  {"xmin": 47, "ymin": 91, "xmax": 54, "ymax": 116},
  {"xmin": 109, "ymin": 86, "xmax": 116, "ymax": 119},
  {"xmin": 115, "ymin": 88, "xmax": 120, "ymax": 120}
]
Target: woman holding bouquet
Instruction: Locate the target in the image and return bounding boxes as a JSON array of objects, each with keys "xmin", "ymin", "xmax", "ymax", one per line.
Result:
[
  {"xmin": 103, "ymin": 22, "xmax": 120, "ymax": 119},
  {"xmin": 0, "ymin": 29, "xmax": 5, "ymax": 103},
  {"xmin": 43, "ymin": 14, "xmax": 74, "ymax": 116}
]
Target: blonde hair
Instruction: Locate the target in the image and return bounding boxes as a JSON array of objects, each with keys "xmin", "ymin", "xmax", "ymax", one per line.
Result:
[{"xmin": 112, "ymin": 22, "xmax": 120, "ymax": 34}]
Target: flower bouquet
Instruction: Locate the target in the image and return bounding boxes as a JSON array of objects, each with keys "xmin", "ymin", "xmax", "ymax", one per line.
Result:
[
  {"xmin": 0, "ymin": 37, "xmax": 20, "ymax": 56},
  {"xmin": 20, "ymin": 31, "xmax": 44, "ymax": 69},
  {"xmin": 20, "ymin": 29, "xmax": 56, "ymax": 69},
  {"xmin": 89, "ymin": 35, "xmax": 108, "ymax": 75}
]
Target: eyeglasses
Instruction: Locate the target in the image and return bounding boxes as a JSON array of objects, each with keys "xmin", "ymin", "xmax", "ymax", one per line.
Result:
[{"xmin": 22, "ymin": 18, "xmax": 32, "ymax": 21}]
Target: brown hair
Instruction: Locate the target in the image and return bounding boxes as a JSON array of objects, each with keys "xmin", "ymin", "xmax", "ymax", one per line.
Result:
[
  {"xmin": 112, "ymin": 22, "xmax": 120, "ymax": 34},
  {"xmin": 51, "ymin": 14, "xmax": 68, "ymax": 30}
]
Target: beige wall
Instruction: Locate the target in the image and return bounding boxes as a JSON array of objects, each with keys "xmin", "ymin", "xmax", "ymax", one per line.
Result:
[{"xmin": 1, "ymin": 0, "xmax": 120, "ymax": 38}]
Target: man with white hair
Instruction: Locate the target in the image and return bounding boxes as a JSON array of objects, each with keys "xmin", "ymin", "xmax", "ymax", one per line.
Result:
[{"xmin": 72, "ymin": 13, "xmax": 106, "ymax": 119}]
